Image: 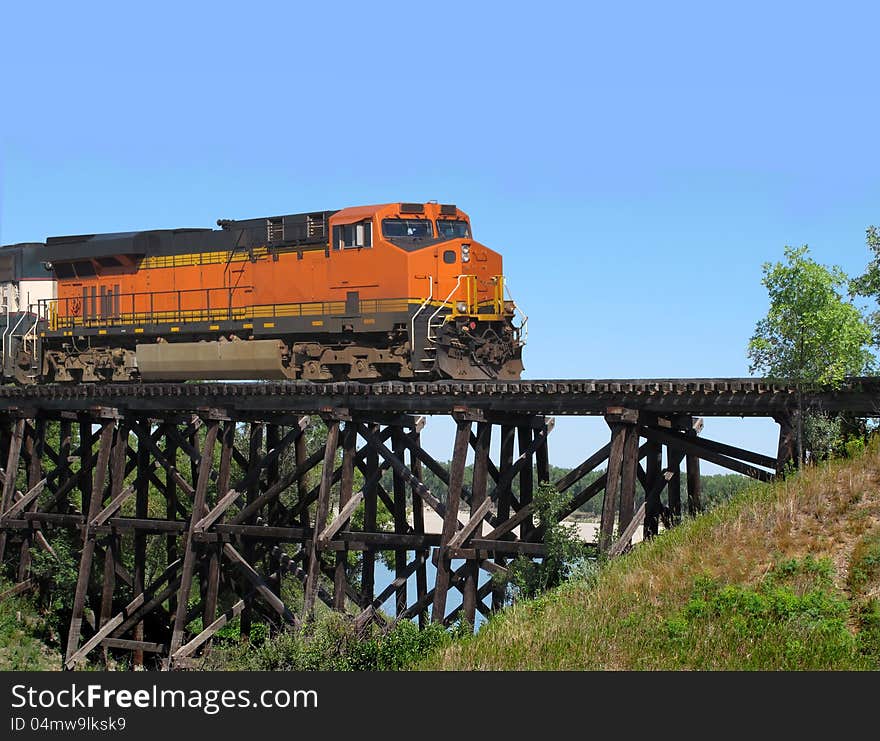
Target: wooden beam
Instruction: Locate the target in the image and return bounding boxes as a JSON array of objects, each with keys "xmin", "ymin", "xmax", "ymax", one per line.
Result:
[
  {"xmin": 447, "ymin": 497, "xmax": 494, "ymax": 550},
  {"xmin": 2, "ymin": 478, "xmax": 47, "ymax": 520},
  {"xmin": 228, "ymin": 444, "xmax": 326, "ymax": 527},
  {"xmin": 168, "ymin": 420, "xmax": 219, "ymax": 659},
  {"xmin": 409, "ymin": 428, "xmax": 429, "ymax": 628},
  {"xmin": 357, "ymin": 423, "xmax": 446, "ymax": 519},
  {"xmin": 609, "ymin": 503, "xmax": 646, "ymax": 557},
  {"xmin": 101, "ymin": 638, "xmax": 164, "ymax": 654},
  {"xmin": 0, "ymin": 578, "xmax": 34, "ymax": 602},
  {"xmin": 203, "ymin": 420, "xmax": 234, "ymax": 649},
  {"xmin": 599, "ymin": 421, "xmax": 626, "ymax": 552},
  {"xmin": 432, "ymin": 419, "xmax": 471, "ymax": 623},
  {"xmin": 0, "ymin": 419, "xmax": 25, "ymax": 563},
  {"xmin": 90, "ymin": 483, "xmax": 135, "ymax": 527},
  {"xmin": 641, "ymin": 425, "xmax": 775, "ymax": 482},
  {"xmin": 224, "ymin": 543, "xmax": 296, "ymax": 624},
  {"xmin": 174, "ymin": 599, "xmax": 245, "ymax": 661},
  {"xmin": 334, "ymin": 422, "xmax": 356, "ymax": 611},
  {"xmin": 392, "ymin": 427, "xmax": 409, "ymax": 617},
  {"xmin": 517, "ymin": 425, "xmax": 534, "ymax": 538},
  {"xmin": 618, "ymin": 425, "xmax": 639, "ymax": 533},
  {"xmin": 303, "ymin": 420, "xmax": 340, "ymax": 617},
  {"xmin": 65, "ymin": 419, "xmax": 115, "ymax": 665}
]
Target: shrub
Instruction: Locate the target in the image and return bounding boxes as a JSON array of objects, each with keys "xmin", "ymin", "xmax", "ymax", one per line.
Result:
[{"xmin": 496, "ymin": 483, "xmax": 592, "ymax": 603}]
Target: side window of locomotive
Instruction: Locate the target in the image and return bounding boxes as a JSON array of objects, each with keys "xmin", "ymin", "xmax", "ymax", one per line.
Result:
[
  {"xmin": 436, "ymin": 219, "xmax": 471, "ymax": 239},
  {"xmin": 333, "ymin": 220, "xmax": 373, "ymax": 250},
  {"xmin": 382, "ymin": 218, "xmax": 433, "ymax": 240}
]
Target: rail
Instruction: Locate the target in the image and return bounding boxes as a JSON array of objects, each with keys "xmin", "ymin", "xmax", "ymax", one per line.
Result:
[
  {"xmin": 40, "ymin": 288, "xmax": 411, "ymax": 331},
  {"xmin": 0, "ymin": 377, "xmax": 877, "ymax": 417}
]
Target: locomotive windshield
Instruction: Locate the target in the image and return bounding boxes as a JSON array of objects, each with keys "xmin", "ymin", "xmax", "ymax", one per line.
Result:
[
  {"xmin": 382, "ymin": 218, "xmax": 433, "ymax": 239},
  {"xmin": 436, "ymin": 219, "xmax": 470, "ymax": 239}
]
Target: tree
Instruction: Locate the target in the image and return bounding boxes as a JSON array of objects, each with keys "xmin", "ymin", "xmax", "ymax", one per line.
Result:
[
  {"xmin": 747, "ymin": 245, "xmax": 874, "ymax": 464},
  {"xmin": 850, "ymin": 226, "xmax": 880, "ymax": 343}
]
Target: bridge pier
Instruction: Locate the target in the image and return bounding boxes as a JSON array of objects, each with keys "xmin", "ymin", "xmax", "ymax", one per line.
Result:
[{"xmin": 0, "ymin": 377, "xmax": 866, "ymax": 668}]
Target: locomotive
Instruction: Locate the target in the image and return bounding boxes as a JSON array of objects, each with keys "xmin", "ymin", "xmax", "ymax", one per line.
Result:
[{"xmin": 0, "ymin": 202, "xmax": 526, "ymax": 384}]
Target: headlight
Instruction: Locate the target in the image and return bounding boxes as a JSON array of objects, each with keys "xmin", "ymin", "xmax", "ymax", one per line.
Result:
[
  {"xmin": 456, "ymin": 301, "xmax": 467, "ymax": 313},
  {"xmin": 461, "ymin": 253, "xmax": 470, "ymax": 262}
]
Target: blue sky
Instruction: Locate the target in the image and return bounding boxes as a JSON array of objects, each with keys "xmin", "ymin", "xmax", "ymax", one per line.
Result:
[{"xmin": 2, "ymin": 1, "xmax": 879, "ymax": 470}]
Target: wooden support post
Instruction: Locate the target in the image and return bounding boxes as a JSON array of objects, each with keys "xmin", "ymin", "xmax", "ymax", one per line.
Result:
[
  {"xmin": 303, "ymin": 420, "xmax": 340, "ymax": 618},
  {"xmin": 643, "ymin": 439, "xmax": 663, "ymax": 539},
  {"xmin": 168, "ymin": 420, "xmax": 219, "ymax": 662},
  {"xmin": 600, "ymin": 417, "xmax": 627, "ymax": 552},
  {"xmin": 686, "ymin": 453, "xmax": 702, "ymax": 516},
  {"xmin": 265, "ymin": 423, "xmax": 281, "ymax": 598},
  {"xmin": 334, "ymin": 422, "xmax": 356, "ymax": 611},
  {"xmin": 409, "ymin": 428, "xmax": 429, "ymax": 628},
  {"xmin": 432, "ymin": 418, "xmax": 471, "ymax": 624},
  {"xmin": 240, "ymin": 422, "xmax": 263, "ymax": 642},
  {"xmin": 361, "ymin": 424, "xmax": 379, "ymax": 609},
  {"xmin": 99, "ymin": 423, "xmax": 127, "ymax": 665},
  {"xmin": 0, "ymin": 419, "xmax": 25, "ymax": 565},
  {"xmin": 462, "ymin": 422, "xmax": 491, "ymax": 630},
  {"xmin": 535, "ymin": 421, "xmax": 550, "ymax": 485},
  {"xmin": 65, "ymin": 419, "xmax": 115, "ymax": 666},
  {"xmin": 58, "ymin": 420, "xmax": 72, "ymax": 492},
  {"xmin": 493, "ymin": 424, "xmax": 515, "ymax": 611},
  {"xmin": 78, "ymin": 420, "xmax": 94, "ymax": 518},
  {"xmin": 163, "ymin": 427, "xmax": 179, "ymax": 617},
  {"xmin": 294, "ymin": 425, "xmax": 310, "ymax": 527},
  {"xmin": 666, "ymin": 448, "xmax": 685, "ymax": 526},
  {"xmin": 17, "ymin": 419, "xmax": 43, "ymax": 581},
  {"xmin": 391, "ymin": 427, "xmax": 409, "ymax": 617},
  {"xmin": 203, "ymin": 420, "xmax": 233, "ymax": 653},
  {"xmin": 774, "ymin": 412, "xmax": 796, "ymax": 476},
  {"xmin": 188, "ymin": 422, "xmax": 200, "ymax": 496},
  {"xmin": 132, "ymin": 424, "xmax": 150, "ymax": 668},
  {"xmin": 618, "ymin": 424, "xmax": 639, "ymax": 534},
  {"xmin": 517, "ymin": 424, "xmax": 534, "ymax": 538},
  {"xmin": 100, "ymin": 426, "xmax": 127, "ymax": 611}
]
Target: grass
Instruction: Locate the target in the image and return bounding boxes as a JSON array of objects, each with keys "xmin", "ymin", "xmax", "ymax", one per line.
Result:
[
  {"xmin": 0, "ymin": 586, "xmax": 62, "ymax": 671},
  {"xmin": 416, "ymin": 441, "xmax": 880, "ymax": 670}
]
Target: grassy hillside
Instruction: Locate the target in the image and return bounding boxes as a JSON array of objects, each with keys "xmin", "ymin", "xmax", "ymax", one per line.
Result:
[
  {"xmin": 0, "ymin": 588, "xmax": 61, "ymax": 671},
  {"xmin": 417, "ymin": 444, "xmax": 880, "ymax": 670}
]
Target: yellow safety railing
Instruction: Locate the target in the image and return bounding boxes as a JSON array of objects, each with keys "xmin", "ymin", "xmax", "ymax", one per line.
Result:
[
  {"xmin": 448, "ymin": 275, "xmax": 509, "ymax": 320},
  {"xmin": 41, "ymin": 287, "xmax": 415, "ymax": 332}
]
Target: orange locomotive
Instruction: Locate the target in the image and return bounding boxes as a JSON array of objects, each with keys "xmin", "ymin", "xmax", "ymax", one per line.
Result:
[{"xmin": 6, "ymin": 202, "xmax": 525, "ymax": 383}]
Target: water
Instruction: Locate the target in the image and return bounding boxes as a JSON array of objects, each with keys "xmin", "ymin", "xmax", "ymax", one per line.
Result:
[{"xmin": 373, "ymin": 556, "xmax": 491, "ymax": 630}]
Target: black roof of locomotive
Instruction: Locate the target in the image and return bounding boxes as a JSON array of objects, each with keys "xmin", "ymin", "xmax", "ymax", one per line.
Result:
[{"xmin": 1, "ymin": 210, "xmax": 338, "ymax": 266}]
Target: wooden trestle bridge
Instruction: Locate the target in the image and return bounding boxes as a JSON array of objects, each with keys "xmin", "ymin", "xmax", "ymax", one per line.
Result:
[{"xmin": 0, "ymin": 378, "xmax": 876, "ymax": 669}]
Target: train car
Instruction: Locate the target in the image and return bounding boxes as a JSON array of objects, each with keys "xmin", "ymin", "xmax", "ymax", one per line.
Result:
[{"xmin": 0, "ymin": 202, "xmax": 526, "ymax": 383}]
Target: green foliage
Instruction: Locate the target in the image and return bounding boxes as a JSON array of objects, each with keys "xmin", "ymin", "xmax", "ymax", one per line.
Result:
[
  {"xmin": 209, "ymin": 613, "xmax": 453, "ymax": 671},
  {"xmin": 662, "ymin": 557, "xmax": 868, "ymax": 670},
  {"xmin": 748, "ymin": 245, "xmax": 874, "ymax": 386},
  {"xmin": 848, "ymin": 531, "xmax": 880, "ymax": 599},
  {"xmin": 498, "ymin": 483, "xmax": 591, "ymax": 603},
  {"xmin": 845, "ymin": 437, "xmax": 866, "ymax": 459},
  {"xmin": 29, "ymin": 533, "xmax": 80, "ymax": 639},
  {"xmin": 850, "ymin": 225, "xmax": 880, "ymax": 344},
  {"xmin": 0, "ymin": 585, "xmax": 60, "ymax": 670}
]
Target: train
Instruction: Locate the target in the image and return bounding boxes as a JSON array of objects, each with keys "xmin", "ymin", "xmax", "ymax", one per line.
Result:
[{"xmin": 0, "ymin": 202, "xmax": 526, "ymax": 384}]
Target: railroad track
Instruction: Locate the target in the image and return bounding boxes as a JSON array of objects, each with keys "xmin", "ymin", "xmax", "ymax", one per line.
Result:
[{"xmin": 1, "ymin": 377, "xmax": 877, "ymax": 416}]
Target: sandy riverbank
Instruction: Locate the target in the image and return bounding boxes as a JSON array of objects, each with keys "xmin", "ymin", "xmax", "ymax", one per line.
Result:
[{"xmin": 410, "ymin": 508, "xmax": 643, "ymax": 545}]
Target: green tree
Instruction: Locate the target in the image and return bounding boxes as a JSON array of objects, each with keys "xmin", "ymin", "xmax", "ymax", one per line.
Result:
[
  {"xmin": 747, "ymin": 245, "xmax": 874, "ymax": 464},
  {"xmin": 850, "ymin": 226, "xmax": 880, "ymax": 343}
]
